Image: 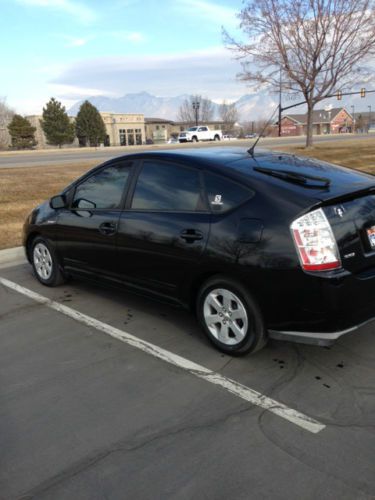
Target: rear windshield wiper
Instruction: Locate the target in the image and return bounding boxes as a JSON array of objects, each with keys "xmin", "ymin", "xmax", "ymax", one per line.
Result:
[{"xmin": 254, "ymin": 167, "xmax": 331, "ymax": 189}]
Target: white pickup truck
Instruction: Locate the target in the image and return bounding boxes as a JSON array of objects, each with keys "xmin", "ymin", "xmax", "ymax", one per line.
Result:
[{"xmin": 178, "ymin": 126, "xmax": 222, "ymax": 143}]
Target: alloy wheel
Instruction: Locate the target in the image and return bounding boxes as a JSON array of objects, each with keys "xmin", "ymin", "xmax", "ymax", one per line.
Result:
[
  {"xmin": 33, "ymin": 242, "xmax": 53, "ymax": 280},
  {"xmin": 203, "ymin": 288, "xmax": 248, "ymax": 345}
]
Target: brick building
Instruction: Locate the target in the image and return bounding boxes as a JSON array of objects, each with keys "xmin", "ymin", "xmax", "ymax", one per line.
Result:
[{"xmin": 277, "ymin": 107, "xmax": 353, "ymax": 136}]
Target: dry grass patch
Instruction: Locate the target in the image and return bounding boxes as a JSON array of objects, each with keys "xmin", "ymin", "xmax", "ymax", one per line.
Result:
[
  {"xmin": 276, "ymin": 138, "xmax": 375, "ymax": 174},
  {"xmin": 0, "ymin": 161, "xmax": 96, "ymax": 250}
]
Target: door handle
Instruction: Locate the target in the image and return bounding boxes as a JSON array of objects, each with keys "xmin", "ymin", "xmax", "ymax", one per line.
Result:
[
  {"xmin": 180, "ymin": 229, "xmax": 204, "ymax": 243},
  {"xmin": 98, "ymin": 221, "xmax": 117, "ymax": 236}
]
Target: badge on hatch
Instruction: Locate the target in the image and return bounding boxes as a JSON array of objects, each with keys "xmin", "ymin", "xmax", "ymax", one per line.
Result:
[{"xmin": 367, "ymin": 226, "xmax": 375, "ymax": 248}]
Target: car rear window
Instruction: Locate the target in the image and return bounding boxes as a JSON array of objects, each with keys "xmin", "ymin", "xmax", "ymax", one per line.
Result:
[
  {"xmin": 131, "ymin": 161, "xmax": 202, "ymax": 211},
  {"xmin": 203, "ymin": 171, "xmax": 254, "ymax": 212}
]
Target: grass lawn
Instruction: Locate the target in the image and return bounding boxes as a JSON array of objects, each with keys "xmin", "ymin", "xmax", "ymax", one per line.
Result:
[
  {"xmin": 0, "ymin": 137, "xmax": 374, "ymax": 251},
  {"xmin": 0, "ymin": 161, "xmax": 97, "ymax": 250},
  {"xmin": 276, "ymin": 137, "xmax": 375, "ymax": 173}
]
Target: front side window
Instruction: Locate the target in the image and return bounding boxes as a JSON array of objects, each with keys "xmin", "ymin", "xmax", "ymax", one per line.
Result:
[
  {"xmin": 204, "ymin": 172, "xmax": 254, "ymax": 212},
  {"xmin": 131, "ymin": 161, "xmax": 201, "ymax": 211},
  {"xmin": 72, "ymin": 164, "xmax": 131, "ymax": 210}
]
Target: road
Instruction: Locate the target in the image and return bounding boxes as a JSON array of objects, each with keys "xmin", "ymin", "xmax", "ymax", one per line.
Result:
[
  {"xmin": 0, "ymin": 133, "xmax": 372, "ymax": 168},
  {"xmin": 1, "ymin": 256, "xmax": 374, "ymax": 499}
]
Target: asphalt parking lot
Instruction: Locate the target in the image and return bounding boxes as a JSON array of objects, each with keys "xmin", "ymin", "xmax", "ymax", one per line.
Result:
[{"xmin": 1, "ymin": 257, "xmax": 375, "ymax": 499}]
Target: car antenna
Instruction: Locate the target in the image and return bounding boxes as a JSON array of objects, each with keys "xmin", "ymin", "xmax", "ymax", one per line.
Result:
[{"xmin": 248, "ymin": 104, "xmax": 280, "ymax": 158}]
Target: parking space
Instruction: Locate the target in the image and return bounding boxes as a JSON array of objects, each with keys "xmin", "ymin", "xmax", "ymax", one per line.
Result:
[{"xmin": 1, "ymin": 261, "xmax": 375, "ymax": 499}]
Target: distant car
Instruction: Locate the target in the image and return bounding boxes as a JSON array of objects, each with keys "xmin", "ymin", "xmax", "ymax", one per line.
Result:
[
  {"xmin": 178, "ymin": 126, "xmax": 222, "ymax": 143},
  {"xmin": 223, "ymin": 134, "xmax": 238, "ymax": 141},
  {"xmin": 23, "ymin": 148, "xmax": 375, "ymax": 355},
  {"xmin": 368, "ymin": 124, "xmax": 375, "ymax": 134},
  {"xmin": 245, "ymin": 133, "xmax": 257, "ymax": 139}
]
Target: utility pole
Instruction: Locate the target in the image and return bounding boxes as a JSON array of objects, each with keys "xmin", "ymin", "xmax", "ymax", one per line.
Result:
[{"xmin": 278, "ymin": 67, "xmax": 282, "ymax": 137}]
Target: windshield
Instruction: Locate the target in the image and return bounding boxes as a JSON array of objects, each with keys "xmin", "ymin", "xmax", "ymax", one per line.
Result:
[{"xmin": 187, "ymin": 127, "xmax": 198, "ymax": 131}]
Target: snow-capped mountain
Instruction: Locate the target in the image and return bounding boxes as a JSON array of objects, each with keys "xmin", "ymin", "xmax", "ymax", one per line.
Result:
[
  {"xmin": 68, "ymin": 91, "xmax": 193, "ymax": 119},
  {"xmin": 68, "ymin": 89, "xmax": 375, "ymax": 122},
  {"xmin": 68, "ymin": 91, "xmax": 279, "ymax": 121}
]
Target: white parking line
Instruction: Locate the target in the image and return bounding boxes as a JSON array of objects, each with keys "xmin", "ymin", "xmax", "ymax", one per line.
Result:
[{"xmin": 0, "ymin": 276, "xmax": 325, "ymax": 434}]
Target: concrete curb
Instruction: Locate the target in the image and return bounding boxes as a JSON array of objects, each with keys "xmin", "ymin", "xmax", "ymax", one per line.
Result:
[{"xmin": 0, "ymin": 246, "xmax": 26, "ymax": 266}]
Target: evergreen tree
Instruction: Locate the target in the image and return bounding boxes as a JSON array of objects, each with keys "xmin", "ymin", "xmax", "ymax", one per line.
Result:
[
  {"xmin": 0, "ymin": 98, "xmax": 14, "ymax": 149},
  {"xmin": 40, "ymin": 98, "xmax": 75, "ymax": 148},
  {"xmin": 75, "ymin": 100, "xmax": 107, "ymax": 147},
  {"xmin": 7, "ymin": 114, "xmax": 37, "ymax": 149}
]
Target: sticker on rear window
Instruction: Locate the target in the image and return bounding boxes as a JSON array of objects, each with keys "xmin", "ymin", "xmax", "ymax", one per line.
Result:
[
  {"xmin": 367, "ymin": 226, "xmax": 375, "ymax": 248},
  {"xmin": 211, "ymin": 194, "xmax": 223, "ymax": 206}
]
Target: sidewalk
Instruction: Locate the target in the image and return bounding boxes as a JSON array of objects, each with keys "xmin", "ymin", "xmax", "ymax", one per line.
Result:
[{"xmin": 0, "ymin": 246, "xmax": 26, "ymax": 269}]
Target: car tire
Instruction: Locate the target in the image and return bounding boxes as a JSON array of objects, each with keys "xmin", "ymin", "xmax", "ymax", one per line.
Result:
[
  {"xmin": 192, "ymin": 136, "xmax": 198, "ymax": 142},
  {"xmin": 214, "ymin": 135, "xmax": 220, "ymax": 141},
  {"xmin": 31, "ymin": 237, "xmax": 66, "ymax": 287},
  {"xmin": 197, "ymin": 277, "xmax": 267, "ymax": 356}
]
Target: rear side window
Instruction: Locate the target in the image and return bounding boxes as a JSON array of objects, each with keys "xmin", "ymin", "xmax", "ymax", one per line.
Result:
[
  {"xmin": 204, "ymin": 172, "xmax": 254, "ymax": 212},
  {"xmin": 72, "ymin": 163, "xmax": 131, "ymax": 210},
  {"xmin": 131, "ymin": 161, "xmax": 202, "ymax": 211}
]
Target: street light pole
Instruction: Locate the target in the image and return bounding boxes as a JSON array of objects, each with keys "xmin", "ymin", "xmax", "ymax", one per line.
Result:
[
  {"xmin": 192, "ymin": 100, "xmax": 200, "ymax": 127},
  {"xmin": 351, "ymin": 105, "xmax": 355, "ymax": 133}
]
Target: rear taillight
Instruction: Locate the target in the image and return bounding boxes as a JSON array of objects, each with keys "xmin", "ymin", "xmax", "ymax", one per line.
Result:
[{"xmin": 291, "ymin": 208, "xmax": 341, "ymax": 271}]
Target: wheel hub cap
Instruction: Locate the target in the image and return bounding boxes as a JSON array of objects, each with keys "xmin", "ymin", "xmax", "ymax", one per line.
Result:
[
  {"xmin": 33, "ymin": 243, "xmax": 53, "ymax": 280},
  {"xmin": 203, "ymin": 288, "xmax": 248, "ymax": 346}
]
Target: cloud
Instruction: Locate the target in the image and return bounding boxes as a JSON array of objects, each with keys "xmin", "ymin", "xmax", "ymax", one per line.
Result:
[
  {"xmin": 15, "ymin": 0, "xmax": 96, "ymax": 24},
  {"xmin": 113, "ymin": 0, "xmax": 141, "ymax": 6},
  {"xmin": 174, "ymin": 0, "xmax": 238, "ymax": 27},
  {"xmin": 50, "ymin": 47, "xmax": 245, "ymax": 100},
  {"xmin": 110, "ymin": 31, "xmax": 146, "ymax": 43},
  {"xmin": 61, "ymin": 35, "xmax": 92, "ymax": 47},
  {"xmin": 50, "ymin": 84, "xmax": 118, "ymax": 100}
]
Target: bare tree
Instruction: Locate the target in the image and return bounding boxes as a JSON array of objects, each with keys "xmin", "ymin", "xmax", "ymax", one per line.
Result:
[
  {"xmin": 200, "ymin": 97, "xmax": 215, "ymax": 122},
  {"xmin": 225, "ymin": 0, "xmax": 375, "ymax": 147},
  {"xmin": 177, "ymin": 98, "xmax": 194, "ymax": 124},
  {"xmin": 0, "ymin": 98, "xmax": 14, "ymax": 149},
  {"xmin": 219, "ymin": 100, "xmax": 239, "ymax": 133},
  {"xmin": 177, "ymin": 95, "xmax": 215, "ymax": 124}
]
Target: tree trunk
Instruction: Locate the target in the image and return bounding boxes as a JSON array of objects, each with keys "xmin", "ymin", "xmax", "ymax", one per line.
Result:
[{"xmin": 306, "ymin": 101, "xmax": 314, "ymax": 147}]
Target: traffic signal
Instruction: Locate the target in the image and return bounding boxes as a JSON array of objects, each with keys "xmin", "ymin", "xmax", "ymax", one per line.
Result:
[
  {"xmin": 360, "ymin": 88, "xmax": 366, "ymax": 98},
  {"xmin": 337, "ymin": 91, "xmax": 342, "ymax": 100}
]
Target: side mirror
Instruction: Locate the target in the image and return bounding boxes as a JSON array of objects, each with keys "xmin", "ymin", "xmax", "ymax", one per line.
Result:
[
  {"xmin": 50, "ymin": 195, "xmax": 66, "ymax": 209},
  {"xmin": 75, "ymin": 198, "xmax": 96, "ymax": 210}
]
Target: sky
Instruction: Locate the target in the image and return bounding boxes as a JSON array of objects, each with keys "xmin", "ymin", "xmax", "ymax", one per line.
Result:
[{"xmin": 1, "ymin": 0, "xmax": 247, "ymax": 114}]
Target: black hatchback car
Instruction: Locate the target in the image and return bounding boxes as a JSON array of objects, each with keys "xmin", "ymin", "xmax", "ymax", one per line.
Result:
[{"xmin": 24, "ymin": 148, "xmax": 375, "ymax": 355}]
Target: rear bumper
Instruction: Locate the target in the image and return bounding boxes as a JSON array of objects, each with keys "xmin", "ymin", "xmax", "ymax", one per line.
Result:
[
  {"xmin": 260, "ymin": 263, "xmax": 375, "ymax": 341},
  {"xmin": 268, "ymin": 316, "xmax": 374, "ymax": 346}
]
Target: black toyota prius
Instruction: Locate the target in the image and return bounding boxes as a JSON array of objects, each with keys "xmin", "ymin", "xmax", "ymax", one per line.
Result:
[{"xmin": 23, "ymin": 147, "xmax": 375, "ymax": 355}]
